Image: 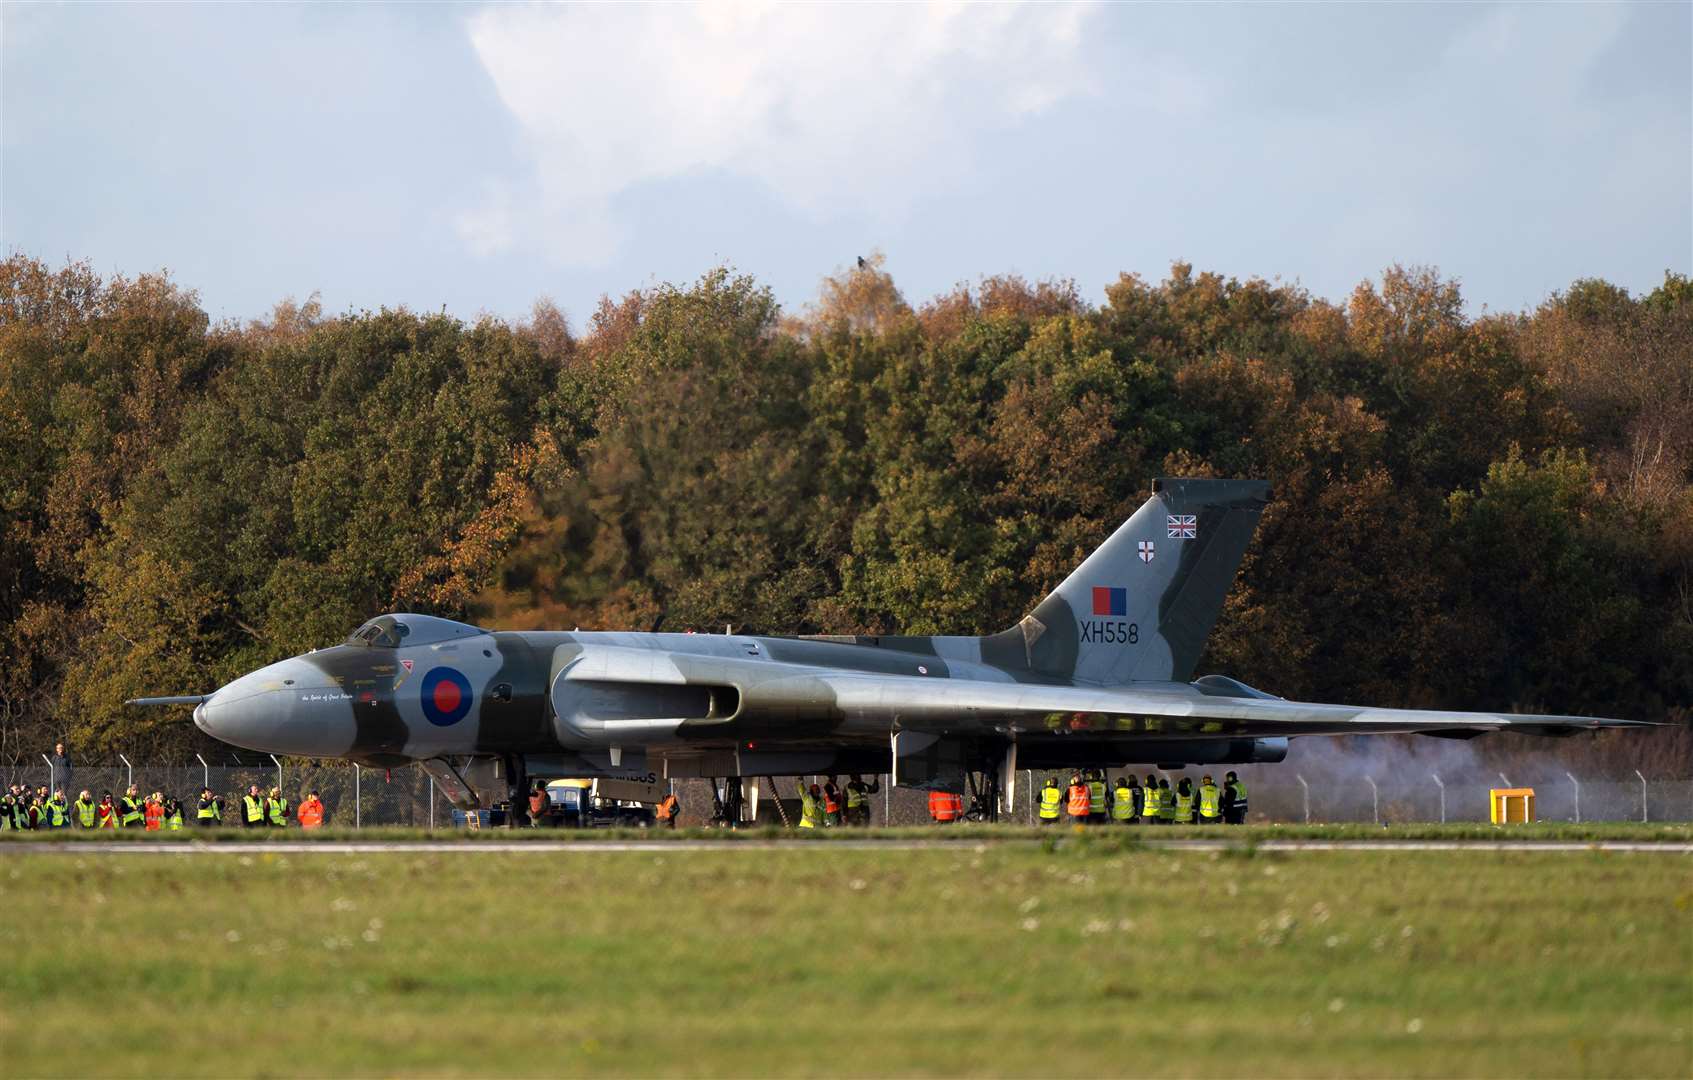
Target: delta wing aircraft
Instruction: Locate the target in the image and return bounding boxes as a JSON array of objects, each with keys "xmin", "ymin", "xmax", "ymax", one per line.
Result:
[{"xmin": 132, "ymin": 478, "xmax": 1642, "ymax": 822}]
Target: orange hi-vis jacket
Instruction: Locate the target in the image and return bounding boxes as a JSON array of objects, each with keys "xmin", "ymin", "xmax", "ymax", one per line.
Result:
[
  {"xmin": 297, "ymin": 798, "xmax": 325, "ymax": 829},
  {"xmin": 143, "ymin": 800, "xmax": 164, "ymax": 831},
  {"xmin": 928, "ymin": 791, "xmax": 963, "ymax": 821},
  {"xmin": 1066, "ymin": 784, "xmax": 1091, "ymax": 818},
  {"xmin": 656, "ymin": 794, "xmax": 678, "ymax": 821}
]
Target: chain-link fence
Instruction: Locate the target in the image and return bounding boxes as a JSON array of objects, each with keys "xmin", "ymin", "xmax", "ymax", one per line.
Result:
[
  {"xmin": 1, "ymin": 761, "xmax": 456, "ymax": 828},
  {"xmin": 3, "ymin": 760, "xmax": 1689, "ymax": 827},
  {"xmin": 1234, "ymin": 773, "xmax": 1691, "ymax": 825}
]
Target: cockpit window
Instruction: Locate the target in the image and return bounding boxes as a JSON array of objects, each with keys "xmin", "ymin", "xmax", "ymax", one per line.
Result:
[
  {"xmin": 348, "ymin": 619, "xmax": 402, "ymax": 648},
  {"xmin": 345, "ymin": 613, "xmax": 484, "ymax": 648}
]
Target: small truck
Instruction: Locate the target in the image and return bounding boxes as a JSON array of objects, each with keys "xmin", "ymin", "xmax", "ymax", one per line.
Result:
[{"xmin": 541, "ymin": 778, "xmax": 658, "ymax": 828}]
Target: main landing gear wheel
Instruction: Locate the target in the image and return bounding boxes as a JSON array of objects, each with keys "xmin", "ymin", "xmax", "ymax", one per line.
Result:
[{"xmin": 505, "ymin": 754, "xmax": 530, "ymax": 828}]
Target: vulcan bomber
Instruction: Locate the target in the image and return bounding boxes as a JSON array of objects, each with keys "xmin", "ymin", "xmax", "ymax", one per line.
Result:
[{"xmin": 131, "ymin": 478, "xmax": 1643, "ymax": 822}]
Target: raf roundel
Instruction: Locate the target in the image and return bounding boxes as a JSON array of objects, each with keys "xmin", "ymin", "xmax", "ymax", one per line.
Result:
[{"xmin": 420, "ymin": 666, "xmax": 474, "ymax": 727}]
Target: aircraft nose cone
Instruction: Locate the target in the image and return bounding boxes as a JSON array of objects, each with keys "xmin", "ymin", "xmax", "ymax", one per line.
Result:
[{"xmin": 195, "ymin": 658, "xmax": 357, "ymax": 757}]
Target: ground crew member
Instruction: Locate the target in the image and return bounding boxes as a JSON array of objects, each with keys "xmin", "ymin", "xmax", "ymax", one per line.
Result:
[
  {"xmin": 1065, "ymin": 773, "xmax": 1090, "ymax": 824},
  {"xmin": 0, "ymin": 792, "xmax": 13, "ymax": 830},
  {"xmin": 1198, "ymin": 775, "xmax": 1222, "ymax": 824},
  {"xmin": 164, "ymin": 796, "xmax": 184, "ymax": 830},
  {"xmin": 1038, "ymin": 777, "xmax": 1063, "ymax": 825},
  {"xmin": 45, "ymin": 789, "xmax": 69, "ymax": 829},
  {"xmin": 823, "ymin": 781, "xmax": 843, "ymax": 827},
  {"xmin": 298, "ymin": 791, "xmax": 326, "ymax": 830},
  {"xmin": 928, "ymin": 789, "xmax": 963, "ymax": 824},
  {"xmin": 73, "ymin": 789, "xmax": 97, "ymax": 829},
  {"xmin": 266, "ymin": 787, "xmax": 290, "ymax": 827},
  {"xmin": 96, "ymin": 792, "xmax": 117, "ymax": 828},
  {"xmin": 844, "ymin": 775, "xmax": 878, "ymax": 826},
  {"xmin": 797, "ymin": 781, "xmax": 824, "ymax": 828},
  {"xmin": 527, "ymin": 783, "xmax": 550, "ymax": 827},
  {"xmin": 41, "ymin": 792, "xmax": 66, "ymax": 832},
  {"xmin": 1087, "ymin": 770, "xmax": 1108, "ymax": 826},
  {"xmin": 1111, "ymin": 775, "xmax": 1137, "ymax": 824},
  {"xmin": 196, "ymin": 788, "xmax": 223, "ymax": 826},
  {"xmin": 1141, "ymin": 775, "xmax": 1163, "ymax": 823},
  {"xmin": 120, "ymin": 785, "xmax": 145, "ymax": 828},
  {"xmin": 655, "ymin": 790, "xmax": 680, "ymax": 829},
  {"xmin": 1158, "ymin": 778, "xmax": 1176, "ymax": 823},
  {"xmin": 242, "ymin": 784, "xmax": 265, "ymax": 828},
  {"xmin": 1223, "ymin": 771, "xmax": 1249, "ymax": 825},
  {"xmin": 24, "ymin": 795, "xmax": 42, "ymax": 829},
  {"xmin": 1174, "ymin": 777, "xmax": 1196, "ymax": 824},
  {"xmin": 143, "ymin": 793, "xmax": 164, "ymax": 831}
]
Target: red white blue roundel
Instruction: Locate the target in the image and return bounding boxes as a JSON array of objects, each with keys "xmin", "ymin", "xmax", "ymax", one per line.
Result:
[{"xmin": 420, "ymin": 666, "xmax": 473, "ymax": 727}]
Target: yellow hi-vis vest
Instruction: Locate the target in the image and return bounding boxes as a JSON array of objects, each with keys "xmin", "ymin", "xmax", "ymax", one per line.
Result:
[
  {"xmin": 1038, "ymin": 785, "xmax": 1062, "ymax": 819},
  {"xmin": 1087, "ymin": 779, "xmax": 1106, "ymax": 814},
  {"xmin": 267, "ymin": 797, "xmax": 287, "ymax": 826},
  {"xmin": 198, "ymin": 798, "xmax": 219, "ymax": 820},
  {"xmin": 797, "ymin": 783, "xmax": 822, "ymax": 828},
  {"xmin": 1141, "ymin": 786, "xmax": 1160, "ymax": 819},
  {"xmin": 74, "ymin": 798, "xmax": 96, "ymax": 827},
  {"xmin": 243, "ymin": 795, "xmax": 264, "ymax": 823},
  {"xmin": 846, "ymin": 784, "xmax": 867, "ymax": 809},
  {"xmin": 1158, "ymin": 790, "xmax": 1176, "ymax": 820},
  {"xmin": 1175, "ymin": 790, "xmax": 1194, "ymax": 821},
  {"xmin": 120, "ymin": 797, "xmax": 144, "ymax": 826},
  {"xmin": 1199, "ymin": 783, "xmax": 1221, "ymax": 819},
  {"xmin": 1111, "ymin": 785, "xmax": 1134, "ymax": 821}
]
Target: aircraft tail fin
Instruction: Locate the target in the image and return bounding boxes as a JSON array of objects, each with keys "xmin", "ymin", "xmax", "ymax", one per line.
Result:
[{"xmin": 981, "ymin": 478, "xmax": 1270, "ymax": 685}]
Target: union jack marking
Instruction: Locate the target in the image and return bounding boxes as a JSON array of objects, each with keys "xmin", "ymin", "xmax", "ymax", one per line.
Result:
[
  {"xmin": 1138, "ymin": 540, "xmax": 1155, "ymax": 563},
  {"xmin": 1167, "ymin": 514, "xmax": 1196, "ymax": 539}
]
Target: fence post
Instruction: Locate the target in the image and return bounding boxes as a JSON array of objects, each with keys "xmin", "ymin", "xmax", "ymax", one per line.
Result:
[
  {"xmin": 196, "ymin": 754, "xmax": 210, "ymax": 789},
  {"xmin": 429, "ymin": 776, "xmax": 436, "ymax": 830},
  {"xmin": 269, "ymin": 754, "xmax": 282, "ymax": 793},
  {"xmin": 1296, "ymin": 774, "xmax": 1310, "ymax": 824},
  {"xmin": 1635, "ymin": 769, "xmax": 1648, "ymax": 823},
  {"xmin": 1430, "ymin": 773, "xmax": 1445, "ymax": 824},
  {"xmin": 118, "ymin": 754, "xmax": 133, "ymax": 790},
  {"xmin": 1365, "ymin": 776, "xmax": 1379, "ymax": 825},
  {"xmin": 1497, "ymin": 772, "xmax": 1511, "ymax": 789},
  {"xmin": 1565, "ymin": 771, "xmax": 1580, "ymax": 823},
  {"xmin": 355, "ymin": 764, "xmax": 362, "ymax": 829},
  {"xmin": 40, "ymin": 753, "xmax": 54, "ymax": 793}
]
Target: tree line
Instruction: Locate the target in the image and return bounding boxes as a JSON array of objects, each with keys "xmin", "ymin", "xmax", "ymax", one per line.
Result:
[{"xmin": 2, "ymin": 254, "xmax": 1688, "ymax": 767}]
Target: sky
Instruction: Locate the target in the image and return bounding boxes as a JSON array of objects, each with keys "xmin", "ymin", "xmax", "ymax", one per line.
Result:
[{"xmin": 3, "ymin": 2, "xmax": 1689, "ymax": 330}]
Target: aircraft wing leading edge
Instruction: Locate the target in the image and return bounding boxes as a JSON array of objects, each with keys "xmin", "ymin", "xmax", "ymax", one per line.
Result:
[{"xmin": 781, "ymin": 672, "xmax": 1644, "ymax": 741}]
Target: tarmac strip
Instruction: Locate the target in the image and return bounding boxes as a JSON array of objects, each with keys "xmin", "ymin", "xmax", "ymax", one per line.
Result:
[{"xmin": 4, "ymin": 840, "xmax": 1690, "ymax": 854}]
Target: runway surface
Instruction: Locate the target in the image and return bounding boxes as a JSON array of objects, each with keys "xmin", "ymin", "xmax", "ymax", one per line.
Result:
[{"xmin": 5, "ymin": 839, "xmax": 1690, "ymax": 854}]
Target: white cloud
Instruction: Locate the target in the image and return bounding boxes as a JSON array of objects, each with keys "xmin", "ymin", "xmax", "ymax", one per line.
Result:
[{"xmin": 458, "ymin": 1, "xmax": 1101, "ymax": 263}]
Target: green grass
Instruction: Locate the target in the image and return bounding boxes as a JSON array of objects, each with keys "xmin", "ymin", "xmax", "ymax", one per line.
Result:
[
  {"xmin": 2, "ymin": 820, "xmax": 1689, "ymax": 843},
  {"xmin": 2, "ymin": 845, "xmax": 1689, "ymax": 1077}
]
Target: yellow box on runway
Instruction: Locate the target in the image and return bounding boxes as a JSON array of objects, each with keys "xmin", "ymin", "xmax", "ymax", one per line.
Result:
[{"xmin": 1491, "ymin": 787, "xmax": 1536, "ymax": 823}]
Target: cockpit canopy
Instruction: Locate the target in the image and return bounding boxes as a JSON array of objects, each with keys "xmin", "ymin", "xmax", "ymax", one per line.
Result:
[{"xmin": 345, "ymin": 613, "xmax": 485, "ymax": 648}]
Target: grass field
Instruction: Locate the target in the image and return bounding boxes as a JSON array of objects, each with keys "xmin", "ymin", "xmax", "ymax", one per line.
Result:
[{"xmin": 3, "ymin": 843, "xmax": 1689, "ymax": 1077}]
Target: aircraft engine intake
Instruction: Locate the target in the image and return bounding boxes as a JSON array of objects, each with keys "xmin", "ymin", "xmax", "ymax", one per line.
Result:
[{"xmin": 550, "ymin": 677, "xmax": 739, "ymax": 748}]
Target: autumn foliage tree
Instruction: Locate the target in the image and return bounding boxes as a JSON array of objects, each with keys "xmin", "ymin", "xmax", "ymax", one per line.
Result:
[{"xmin": 1, "ymin": 253, "xmax": 1688, "ymax": 769}]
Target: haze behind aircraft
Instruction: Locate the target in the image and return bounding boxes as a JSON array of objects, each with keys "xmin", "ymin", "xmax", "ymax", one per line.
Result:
[{"xmin": 131, "ymin": 478, "xmax": 1645, "ymax": 821}]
